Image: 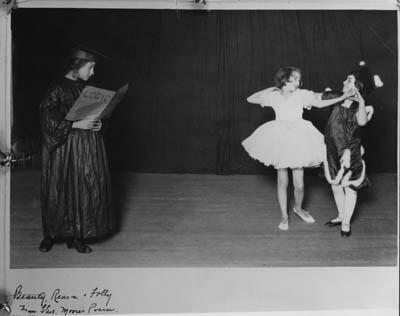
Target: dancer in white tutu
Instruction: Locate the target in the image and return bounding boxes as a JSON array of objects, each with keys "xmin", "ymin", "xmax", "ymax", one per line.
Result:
[{"xmin": 242, "ymin": 67, "xmax": 354, "ymax": 230}]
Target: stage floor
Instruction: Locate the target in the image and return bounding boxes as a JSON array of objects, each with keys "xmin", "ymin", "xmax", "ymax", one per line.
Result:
[{"xmin": 10, "ymin": 170, "xmax": 398, "ymax": 268}]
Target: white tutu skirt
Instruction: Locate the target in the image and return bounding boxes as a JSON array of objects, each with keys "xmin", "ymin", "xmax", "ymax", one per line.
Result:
[{"xmin": 242, "ymin": 119, "xmax": 326, "ymax": 169}]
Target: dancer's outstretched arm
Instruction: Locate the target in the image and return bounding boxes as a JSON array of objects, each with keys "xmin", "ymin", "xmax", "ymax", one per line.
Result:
[
  {"xmin": 247, "ymin": 87, "xmax": 276, "ymax": 105},
  {"xmin": 309, "ymin": 90, "xmax": 354, "ymax": 108}
]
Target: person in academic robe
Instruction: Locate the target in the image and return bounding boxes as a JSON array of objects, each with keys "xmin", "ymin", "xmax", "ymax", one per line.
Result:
[
  {"xmin": 39, "ymin": 45, "xmax": 115, "ymax": 253},
  {"xmin": 323, "ymin": 61, "xmax": 381, "ymax": 237}
]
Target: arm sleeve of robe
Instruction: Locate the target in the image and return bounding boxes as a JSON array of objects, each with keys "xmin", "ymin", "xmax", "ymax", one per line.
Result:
[{"xmin": 40, "ymin": 84, "xmax": 73, "ymax": 152}]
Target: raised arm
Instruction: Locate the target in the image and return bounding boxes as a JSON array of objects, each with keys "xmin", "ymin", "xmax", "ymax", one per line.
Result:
[
  {"xmin": 354, "ymin": 90, "xmax": 369, "ymax": 126},
  {"xmin": 247, "ymin": 87, "xmax": 276, "ymax": 105}
]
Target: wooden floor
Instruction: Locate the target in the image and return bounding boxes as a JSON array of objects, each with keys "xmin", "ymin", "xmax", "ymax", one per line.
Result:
[{"xmin": 10, "ymin": 170, "xmax": 397, "ymax": 268}]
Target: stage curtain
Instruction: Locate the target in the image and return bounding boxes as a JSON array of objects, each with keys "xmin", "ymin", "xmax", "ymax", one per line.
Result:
[{"xmin": 12, "ymin": 10, "xmax": 397, "ymax": 174}]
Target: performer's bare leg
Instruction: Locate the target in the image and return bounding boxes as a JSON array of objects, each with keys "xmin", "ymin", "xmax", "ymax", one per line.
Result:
[
  {"xmin": 292, "ymin": 168, "xmax": 304, "ymax": 212},
  {"xmin": 277, "ymin": 168, "xmax": 289, "ymax": 230},
  {"xmin": 292, "ymin": 168, "xmax": 314, "ymax": 222}
]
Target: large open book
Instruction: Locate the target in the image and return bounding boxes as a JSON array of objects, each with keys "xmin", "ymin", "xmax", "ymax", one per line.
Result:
[{"xmin": 65, "ymin": 84, "xmax": 129, "ymax": 121}]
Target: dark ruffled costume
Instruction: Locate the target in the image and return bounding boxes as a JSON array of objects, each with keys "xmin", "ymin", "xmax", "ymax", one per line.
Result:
[
  {"xmin": 323, "ymin": 90, "xmax": 370, "ymax": 191},
  {"xmin": 40, "ymin": 77, "xmax": 115, "ymax": 240}
]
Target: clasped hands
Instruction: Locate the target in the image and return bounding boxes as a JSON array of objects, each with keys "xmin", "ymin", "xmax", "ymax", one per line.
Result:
[{"xmin": 344, "ymin": 88, "xmax": 364, "ymax": 103}]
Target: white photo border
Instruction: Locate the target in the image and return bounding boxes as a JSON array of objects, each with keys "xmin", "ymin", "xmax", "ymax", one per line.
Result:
[{"xmin": 1, "ymin": 1, "xmax": 399, "ymax": 315}]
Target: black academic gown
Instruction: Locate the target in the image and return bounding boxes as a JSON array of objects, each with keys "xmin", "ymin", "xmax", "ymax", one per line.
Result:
[
  {"xmin": 323, "ymin": 90, "xmax": 370, "ymax": 191},
  {"xmin": 40, "ymin": 77, "xmax": 115, "ymax": 240}
]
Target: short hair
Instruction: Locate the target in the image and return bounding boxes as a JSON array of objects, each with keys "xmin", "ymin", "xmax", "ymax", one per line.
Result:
[{"xmin": 274, "ymin": 67, "xmax": 302, "ymax": 89}]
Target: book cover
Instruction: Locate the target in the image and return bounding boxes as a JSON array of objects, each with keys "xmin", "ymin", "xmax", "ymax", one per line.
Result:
[{"xmin": 65, "ymin": 84, "xmax": 128, "ymax": 121}]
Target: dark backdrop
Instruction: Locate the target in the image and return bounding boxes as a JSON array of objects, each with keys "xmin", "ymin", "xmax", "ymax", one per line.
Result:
[{"xmin": 11, "ymin": 9, "xmax": 397, "ymax": 174}]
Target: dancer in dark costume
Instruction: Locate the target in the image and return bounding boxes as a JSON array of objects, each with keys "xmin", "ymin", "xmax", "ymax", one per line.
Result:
[
  {"xmin": 323, "ymin": 62, "xmax": 382, "ymax": 237},
  {"xmin": 39, "ymin": 45, "xmax": 115, "ymax": 253}
]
